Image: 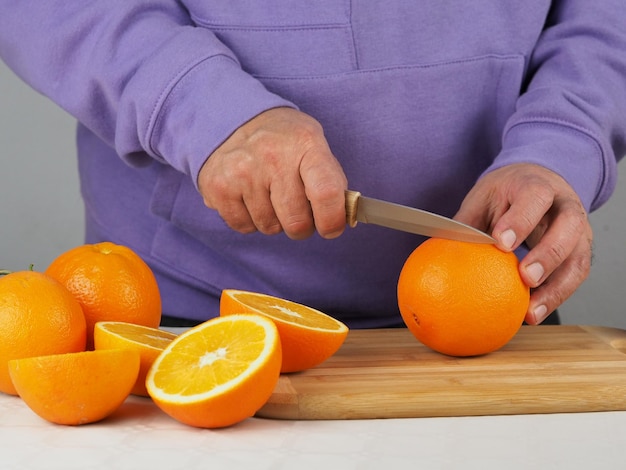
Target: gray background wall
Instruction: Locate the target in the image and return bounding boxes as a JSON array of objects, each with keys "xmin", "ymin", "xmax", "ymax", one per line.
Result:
[{"xmin": 2, "ymin": 60, "xmax": 625, "ymax": 328}]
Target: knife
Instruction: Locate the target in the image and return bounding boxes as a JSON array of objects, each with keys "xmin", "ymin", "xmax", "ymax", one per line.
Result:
[{"xmin": 345, "ymin": 190, "xmax": 495, "ymax": 244}]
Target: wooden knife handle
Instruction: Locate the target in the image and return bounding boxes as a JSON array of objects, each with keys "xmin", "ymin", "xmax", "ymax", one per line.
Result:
[{"xmin": 345, "ymin": 189, "xmax": 361, "ymax": 228}]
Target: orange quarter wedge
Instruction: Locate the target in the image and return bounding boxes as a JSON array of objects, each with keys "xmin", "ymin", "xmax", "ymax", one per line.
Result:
[
  {"xmin": 220, "ymin": 289, "xmax": 349, "ymax": 373},
  {"xmin": 146, "ymin": 314, "xmax": 282, "ymax": 428},
  {"xmin": 93, "ymin": 321, "xmax": 178, "ymax": 397}
]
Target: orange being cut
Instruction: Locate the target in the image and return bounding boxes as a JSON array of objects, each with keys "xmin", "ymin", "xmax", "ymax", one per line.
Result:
[
  {"xmin": 219, "ymin": 289, "xmax": 349, "ymax": 373},
  {"xmin": 93, "ymin": 321, "xmax": 177, "ymax": 397},
  {"xmin": 9, "ymin": 348, "xmax": 139, "ymax": 425},
  {"xmin": 0, "ymin": 270, "xmax": 87, "ymax": 395},
  {"xmin": 146, "ymin": 314, "xmax": 282, "ymax": 429},
  {"xmin": 45, "ymin": 242, "xmax": 162, "ymax": 349},
  {"xmin": 397, "ymin": 238, "xmax": 530, "ymax": 357}
]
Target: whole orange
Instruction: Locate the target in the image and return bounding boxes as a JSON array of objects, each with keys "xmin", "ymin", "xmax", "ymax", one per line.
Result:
[
  {"xmin": 45, "ymin": 242, "xmax": 161, "ymax": 349},
  {"xmin": 0, "ymin": 271, "xmax": 87, "ymax": 395},
  {"xmin": 397, "ymin": 238, "xmax": 530, "ymax": 357}
]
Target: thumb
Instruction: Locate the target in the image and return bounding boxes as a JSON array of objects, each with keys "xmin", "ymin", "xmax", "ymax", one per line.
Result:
[{"xmin": 299, "ymin": 150, "xmax": 348, "ymax": 239}]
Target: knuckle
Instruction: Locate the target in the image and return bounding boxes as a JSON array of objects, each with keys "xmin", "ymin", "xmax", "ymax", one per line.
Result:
[
  {"xmin": 562, "ymin": 201, "xmax": 588, "ymax": 234},
  {"xmin": 293, "ymin": 118, "xmax": 323, "ymax": 144},
  {"xmin": 218, "ymin": 208, "xmax": 254, "ymax": 234},
  {"xmin": 540, "ymin": 252, "xmax": 591, "ymax": 313},
  {"xmin": 548, "ymin": 290, "xmax": 566, "ymax": 311},
  {"xmin": 283, "ymin": 219, "xmax": 315, "ymax": 240},
  {"xmin": 255, "ymin": 220, "xmax": 283, "ymax": 235},
  {"xmin": 202, "ymin": 194, "xmax": 215, "ymax": 210},
  {"xmin": 571, "ymin": 245, "xmax": 592, "ymax": 280},
  {"xmin": 543, "ymin": 287, "xmax": 563, "ymax": 310},
  {"xmin": 524, "ymin": 179, "xmax": 554, "ymax": 211},
  {"xmin": 546, "ymin": 241, "xmax": 568, "ymax": 265},
  {"xmin": 308, "ymin": 180, "xmax": 344, "ymax": 205},
  {"xmin": 209, "ymin": 176, "xmax": 231, "ymax": 198},
  {"xmin": 575, "ymin": 255, "xmax": 591, "ymax": 280},
  {"xmin": 313, "ymin": 210, "xmax": 346, "ymax": 236},
  {"xmin": 530, "ymin": 182, "xmax": 554, "ymax": 205},
  {"xmin": 513, "ymin": 188, "xmax": 554, "ymax": 232},
  {"xmin": 536, "ymin": 282, "xmax": 568, "ymax": 316},
  {"xmin": 228, "ymin": 154, "xmax": 256, "ymax": 181},
  {"xmin": 227, "ymin": 219, "xmax": 256, "ymax": 234}
]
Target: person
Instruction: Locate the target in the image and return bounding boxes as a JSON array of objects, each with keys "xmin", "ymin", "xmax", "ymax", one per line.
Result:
[{"xmin": 1, "ymin": 2, "xmax": 625, "ymax": 329}]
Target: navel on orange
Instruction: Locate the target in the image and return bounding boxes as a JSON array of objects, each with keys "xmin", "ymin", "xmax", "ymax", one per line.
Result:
[
  {"xmin": 45, "ymin": 242, "xmax": 162, "ymax": 349},
  {"xmin": 9, "ymin": 348, "xmax": 139, "ymax": 425},
  {"xmin": 93, "ymin": 321, "xmax": 177, "ymax": 397},
  {"xmin": 397, "ymin": 238, "xmax": 530, "ymax": 357},
  {"xmin": 0, "ymin": 270, "xmax": 86, "ymax": 395},
  {"xmin": 220, "ymin": 289, "xmax": 348, "ymax": 373},
  {"xmin": 146, "ymin": 314, "xmax": 282, "ymax": 429}
]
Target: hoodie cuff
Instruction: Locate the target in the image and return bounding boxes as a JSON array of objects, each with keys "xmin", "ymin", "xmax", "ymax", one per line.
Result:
[
  {"xmin": 148, "ymin": 54, "xmax": 296, "ymax": 188},
  {"xmin": 484, "ymin": 121, "xmax": 607, "ymax": 211}
]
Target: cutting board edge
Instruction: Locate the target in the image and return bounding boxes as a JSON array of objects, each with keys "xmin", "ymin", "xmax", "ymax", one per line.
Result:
[{"xmin": 257, "ymin": 402, "xmax": 626, "ymax": 421}]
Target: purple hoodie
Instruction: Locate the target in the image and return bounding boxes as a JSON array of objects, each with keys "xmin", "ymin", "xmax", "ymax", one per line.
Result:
[{"xmin": 1, "ymin": 1, "xmax": 625, "ymax": 327}]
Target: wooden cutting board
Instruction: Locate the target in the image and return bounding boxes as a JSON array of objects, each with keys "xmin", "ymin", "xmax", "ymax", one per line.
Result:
[{"xmin": 256, "ymin": 325, "xmax": 626, "ymax": 420}]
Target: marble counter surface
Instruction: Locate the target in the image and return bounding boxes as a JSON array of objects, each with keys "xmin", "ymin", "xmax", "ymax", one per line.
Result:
[{"xmin": 2, "ymin": 392, "xmax": 625, "ymax": 470}]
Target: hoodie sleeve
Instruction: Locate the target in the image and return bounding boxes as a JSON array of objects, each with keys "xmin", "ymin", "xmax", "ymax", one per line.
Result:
[
  {"xmin": 0, "ymin": 1, "xmax": 295, "ymax": 185},
  {"xmin": 484, "ymin": 0, "xmax": 626, "ymax": 212}
]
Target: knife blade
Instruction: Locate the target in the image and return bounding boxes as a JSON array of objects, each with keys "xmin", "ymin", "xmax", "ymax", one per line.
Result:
[{"xmin": 345, "ymin": 190, "xmax": 495, "ymax": 244}]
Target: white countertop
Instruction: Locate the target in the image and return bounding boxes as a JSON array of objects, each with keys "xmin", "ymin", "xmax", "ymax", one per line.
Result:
[{"xmin": 2, "ymin": 392, "xmax": 626, "ymax": 470}]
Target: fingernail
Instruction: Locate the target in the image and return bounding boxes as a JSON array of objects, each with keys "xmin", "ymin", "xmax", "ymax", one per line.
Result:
[
  {"xmin": 532, "ymin": 304, "xmax": 549, "ymax": 324},
  {"xmin": 526, "ymin": 262, "xmax": 545, "ymax": 285},
  {"xmin": 500, "ymin": 229, "xmax": 517, "ymax": 251}
]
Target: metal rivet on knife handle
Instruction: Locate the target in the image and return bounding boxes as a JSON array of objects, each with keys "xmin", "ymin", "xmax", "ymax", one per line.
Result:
[{"xmin": 345, "ymin": 190, "xmax": 361, "ymax": 228}]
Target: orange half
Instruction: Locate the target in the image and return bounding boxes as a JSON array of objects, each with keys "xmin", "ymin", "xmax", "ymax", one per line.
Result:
[
  {"xmin": 9, "ymin": 349, "xmax": 139, "ymax": 425},
  {"xmin": 93, "ymin": 321, "xmax": 177, "ymax": 396},
  {"xmin": 220, "ymin": 289, "xmax": 349, "ymax": 372},
  {"xmin": 146, "ymin": 314, "xmax": 282, "ymax": 428}
]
